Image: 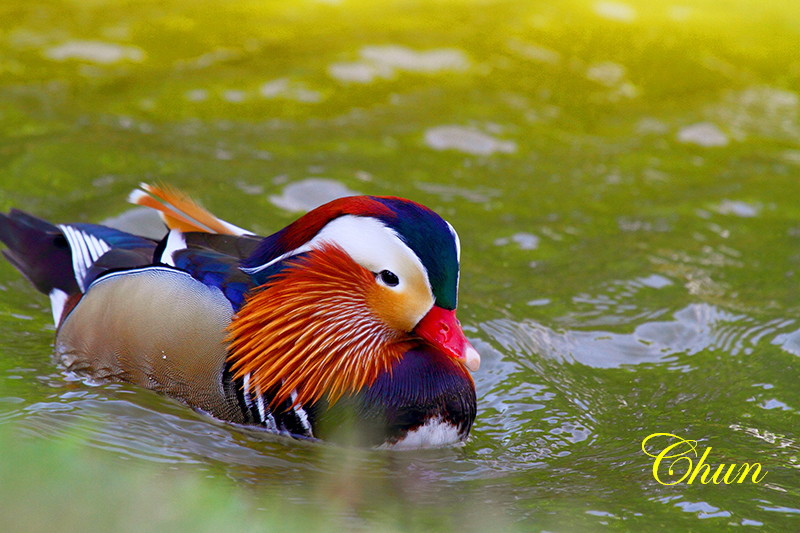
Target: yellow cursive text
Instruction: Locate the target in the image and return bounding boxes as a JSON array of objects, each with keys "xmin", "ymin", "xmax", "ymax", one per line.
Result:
[{"xmin": 641, "ymin": 433, "xmax": 767, "ymax": 486}]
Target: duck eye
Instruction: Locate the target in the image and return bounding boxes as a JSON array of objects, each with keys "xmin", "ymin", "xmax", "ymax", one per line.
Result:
[{"xmin": 377, "ymin": 270, "xmax": 399, "ymax": 287}]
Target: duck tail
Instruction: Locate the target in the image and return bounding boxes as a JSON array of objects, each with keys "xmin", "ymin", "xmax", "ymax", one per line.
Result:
[
  {"xmin": 1, "ymin": 209, "xmax": 160, "ymax": 325},
  {"xmin": 129, "ymin": 183, "xmax": 251, "ymax": 236},
  {"xmin": 0, "ymin": 209, "xmax": 78, "ymax": 296}
]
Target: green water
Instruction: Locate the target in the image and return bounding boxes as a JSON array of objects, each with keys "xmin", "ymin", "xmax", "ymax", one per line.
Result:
[{"xmin": 1, "ymin": 0, "xmax": 799, "ymax": 530}]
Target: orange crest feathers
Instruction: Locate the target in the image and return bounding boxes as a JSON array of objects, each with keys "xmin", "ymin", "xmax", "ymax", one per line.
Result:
[{"xmin": 226, "ymin": 245, "xmax": 412, "ymax": 409}]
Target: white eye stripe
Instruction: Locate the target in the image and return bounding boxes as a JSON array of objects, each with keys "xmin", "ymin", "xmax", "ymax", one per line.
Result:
[
  {"xmin": 241, "ymin": 245, "xmax": 311, "ymax": 275},
  {"xmin": 311, "ymin": 216, "xmax": 429, "ymax": 289},
  {"xmin": 446, "ymin": 221, "xmax": 461, "ymax": 263},
  {"xmin": 445, "ymin": 220, "xmax": 461, "ymax": 293},
  {"xmin": 239, "ymin": 214, "xmax": 436, "ymax": 328},
  {"xmin": 242, "ymin": 215, "xmax": 431, "ymax": 292}
]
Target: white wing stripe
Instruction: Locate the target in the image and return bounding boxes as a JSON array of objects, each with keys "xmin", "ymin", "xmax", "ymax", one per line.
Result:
[
  {"xmin": 256, "ymin": 389, "xmax": 267, "ymax": 422},
  {"xmin": 86, "ymin": 233, "xmax": 110, "ymax": 261},
  {"xmin": 159, "ymin": 229, "xmax": 187, "ymax": 267},
  {"xmin": 58, "ymin": 225, "xmax": 112, "ymax": 292},
  {"xmin": 69, "ymin": 226, "xmax": 89, "ymax": 289},
  {"xmin": 289, "ymin": 390, "xmax": 313, "ymax": 434},
  {"xmin": 242, "ymin": 372, "xmax": 253, "ymax": 409},
  {"xmin": 254, "ymin": 385, "xmax": 278, "ymax": 431},
  {"xmin": 48, "ymin": 288, "xmax": 68, "ymax": 326},
  {"xmin": 59, "ymin": 226, "xmax": 88, "ymax": 291}
]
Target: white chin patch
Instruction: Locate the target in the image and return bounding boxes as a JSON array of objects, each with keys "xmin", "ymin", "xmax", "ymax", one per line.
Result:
[{"xmin": 378, "ymin": 417, "xmax": 463, "ymax": 450}]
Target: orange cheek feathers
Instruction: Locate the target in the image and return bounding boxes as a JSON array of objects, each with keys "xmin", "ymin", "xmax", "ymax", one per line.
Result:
[
  {"xmin": 366, "ymin": 284, "xmax": 418, "ymax": 333},
  {"xmin": 225, "ymin": 245, "xmax": 411, "ymax": 409},
  {"xmin": 366, "ymin": 266, "xmax": 434, "ymax": 333}
]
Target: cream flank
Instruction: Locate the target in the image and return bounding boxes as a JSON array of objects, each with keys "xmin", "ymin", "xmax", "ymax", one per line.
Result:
[{"xmin": 54, "ymin": 267, "xmax": 245, "ymax": 424}]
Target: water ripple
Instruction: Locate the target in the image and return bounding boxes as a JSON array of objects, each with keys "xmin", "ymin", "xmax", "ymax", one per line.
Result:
[{"xmin": 483, "ymin": 304, "xmax": 796, "ymax": 368}]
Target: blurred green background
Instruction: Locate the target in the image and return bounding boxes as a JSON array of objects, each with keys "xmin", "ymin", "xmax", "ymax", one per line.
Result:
[{"xmin": 1, "ymin": 0, "xmax": 799, "ymax": 531}]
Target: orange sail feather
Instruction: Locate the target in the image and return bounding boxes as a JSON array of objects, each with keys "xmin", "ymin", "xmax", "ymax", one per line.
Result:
[{"xmin": 128, "ymin": 183, "xmax": 249, "ymax": 235}]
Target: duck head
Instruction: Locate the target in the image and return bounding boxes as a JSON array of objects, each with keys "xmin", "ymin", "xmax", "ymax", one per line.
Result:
[{"xmin": 226, "ymin": 196, "xmax": 480, "ymax": 409}]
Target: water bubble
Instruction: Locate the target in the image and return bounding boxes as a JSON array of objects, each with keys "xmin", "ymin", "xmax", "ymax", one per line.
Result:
[
  {"xmin": 677, "ymin": 122, "xmax": 729, "ymax": 147},
  {"xmin": 328, "ymin": 46, "xmax": 470, "ymax": 84},
  {"xmin": 714, "ymin": 200, "xmax": 760, "ymax": 217},
  {"xmin": 259, "ymin": 79, "xmax": 323, "ymax": 103},
  {"xmin": 594, "ymin": 1, "xmax": 636, "ymax": 22},
  {"xmin": 424, "ymin": 126, "xmax": 517, "ymax": 156},
  {"xmin": 44, "ymin": 40, "xmax": 145, "ymax": 64},
  {"xmin": 713, "ymin": 86, "xmax": 800, "ymax": 141},
  {"xmin": 222, "ymin": 90, "xmax": 247, "ymax": 103},
  {"xmin": 328, "ymin": 62, "xmax": 393, "ymax": 83},
  {"xmin": 185, "ymin": 89, "xmax": 209, "ymax": 102},
  {"xmin": 494, "ymin": 233, "xmax": 540, "ymax": 250},
  {"xmin": 360, "ymin": 46, "xmax": 469, "ymax": 73},
  {"xmin": 269, "ymin": 178, "xmax": 359, "ymax": 212},
  {"xmin": 505, "ymin": 40, "xmax": 561, "ymax": 65},
  {"xmin": 586, "ymin": 62, "xmax": 626, "ymax": 87}
]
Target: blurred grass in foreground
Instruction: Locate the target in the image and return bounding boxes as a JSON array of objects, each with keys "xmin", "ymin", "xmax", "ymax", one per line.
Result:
[
  {"xmin": 0, "ymin": 425, "xmax": 316, "ymax": 533},
  {"xmin": 0, "ymin": 423, "xmax": 522, "ymax": 533}
]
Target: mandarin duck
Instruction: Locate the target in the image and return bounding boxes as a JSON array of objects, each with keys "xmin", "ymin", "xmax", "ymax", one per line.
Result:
[{"xmin": 0, "ymin": 184, "xmax": 479, "ymax": 448}]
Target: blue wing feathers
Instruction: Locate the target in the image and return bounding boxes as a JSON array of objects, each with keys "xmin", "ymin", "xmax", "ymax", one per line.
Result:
[
  {"xmin": 70, "ymin": 223, "xmax": 155, "ymax": 251},
  {"xmin": 1, "ymin": 210, "xmax": 260, "ymax": 309},
  {"xmin": 173, "ymin": 249, "xmax": 254, "ymax": 310}
]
